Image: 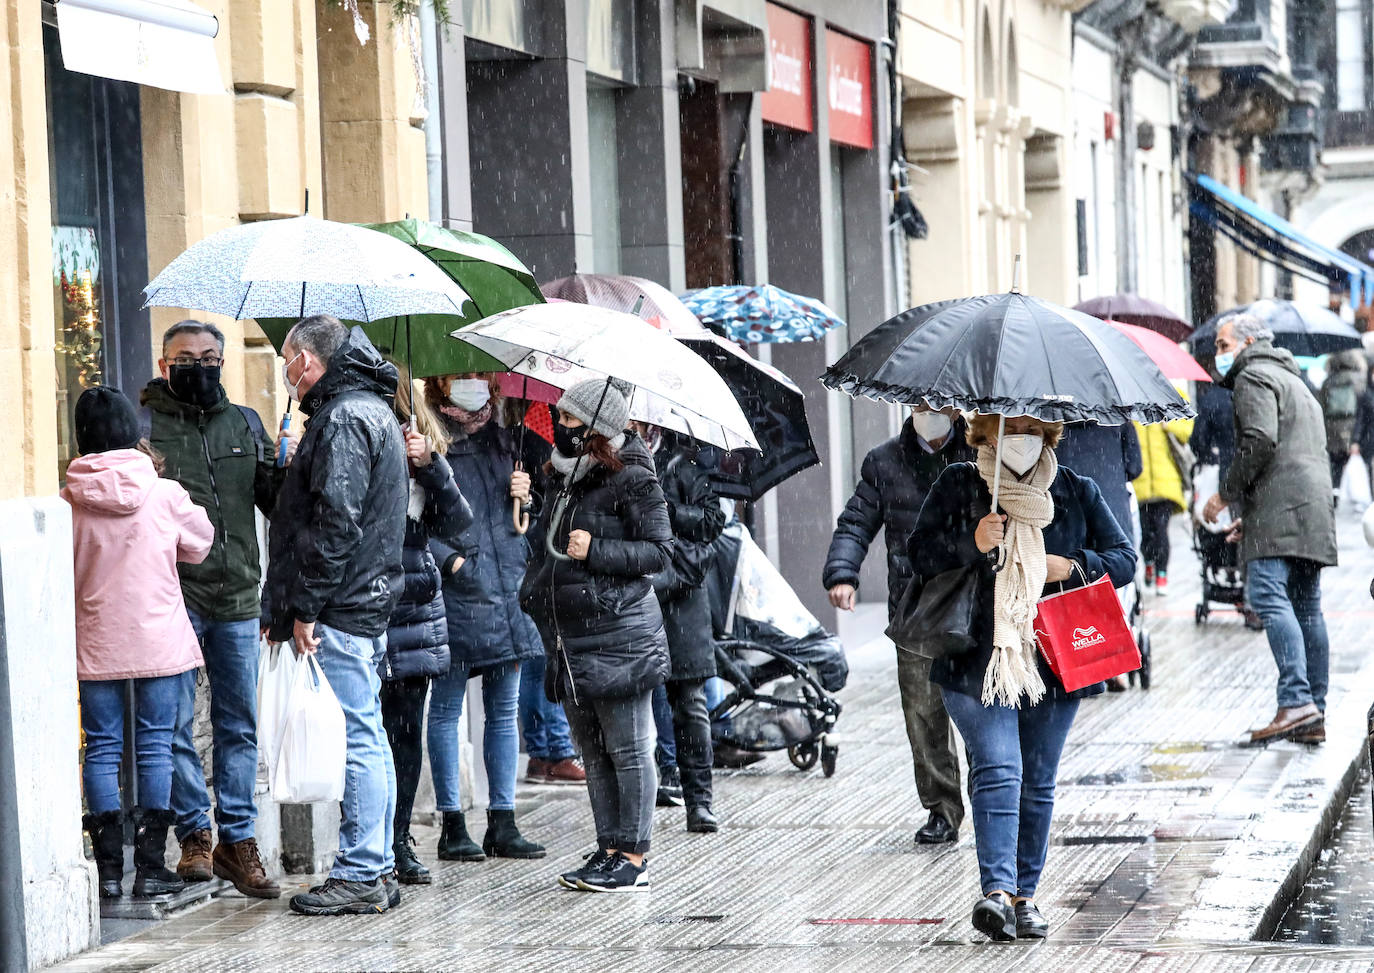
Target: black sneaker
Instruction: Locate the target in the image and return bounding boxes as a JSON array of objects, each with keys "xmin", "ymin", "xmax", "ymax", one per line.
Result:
[
  {"xmin": 557, "ymin": 849, "xmax": 613, "ymax": 890},
  {"xmin": 656, "ymin": 766, "xmax": 684, "ymax": 807},
  {"xmin": 576, "ymin": 852, "xmax": 649, "ymax": 893},
  {"xmin": 289, "ymin": 877, "xmax": 389, "ymax": 916}
]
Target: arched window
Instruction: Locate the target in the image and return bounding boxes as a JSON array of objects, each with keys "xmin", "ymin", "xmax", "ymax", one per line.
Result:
[
  {"xmin": 979, "ymin": 12, "xmax": 995, "ymax": 100},
  {"xmin": 1005, "ymin": 24, "xmax": 1019, "ymax": 107}
]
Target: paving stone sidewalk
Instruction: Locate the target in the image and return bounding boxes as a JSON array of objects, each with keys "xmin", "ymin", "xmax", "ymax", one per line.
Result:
[{"xmin": 47, "ymin": 514, "xmax": 1374, "ymax": 972}]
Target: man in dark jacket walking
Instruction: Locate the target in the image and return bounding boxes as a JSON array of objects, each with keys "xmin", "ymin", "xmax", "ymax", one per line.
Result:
[
  {"xmin": 265, "ymin": 317, "xmax": 408, "ymax": 915},
  {"xmin": 1204, "ymin": 315, "xmax": 1338, "ymax": 745},
  {"xmin": 142, "ymin": 319, "xmax": 286, "ymax": 898},
  {"xmin": 823, "ymin": 407, "xmax": 972, "ymax": 844},
  {"xmin": 636, "ymin": 426, "xmax": 726, "ymax": 834}
]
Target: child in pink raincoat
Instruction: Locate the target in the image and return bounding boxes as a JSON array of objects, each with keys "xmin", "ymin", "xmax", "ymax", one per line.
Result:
[{"xmin": 63, "ymin": 386, "xmax": 214, "ymax": 900}]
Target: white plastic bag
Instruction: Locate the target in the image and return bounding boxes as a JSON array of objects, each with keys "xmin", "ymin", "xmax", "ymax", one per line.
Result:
[
  {"xmin": 1362, "ymin": 502, "xmax": 1374, "ymax": 547},
  {"xmin": 256, "ymin": 641, "xmax": 296, "ymax": 779},
  {"xmin": 1191, "ymin": 464, "xmax": 1233, "ymax": 534},
  {"xmin": 1342, "ymin": 457, "xmax": 1372, "ymax": 510},
  {"xmin": 271, "ymin": 653, "xmax": 346, "ymax": 805}
]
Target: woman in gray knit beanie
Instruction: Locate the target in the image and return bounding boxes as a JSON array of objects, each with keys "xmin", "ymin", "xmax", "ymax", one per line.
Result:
[{"xmin": 520, "ymin": 376, "xmax": 675, "ymax": 893}]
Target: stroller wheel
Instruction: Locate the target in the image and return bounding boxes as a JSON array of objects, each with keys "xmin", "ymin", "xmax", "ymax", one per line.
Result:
[
  {"xmin": 788, "ymin": 743, "xmax": 819, "ymax": 772},
  {"xmin": 1194, "ymin": 603, "xmax": 1208, "ymax": 626},
  {"xmin": 1138, "ymin": 632, "xmax": 1152, "ymax": 690},
  {"xmin": 821, "ymin": 743, "xmax": 839, "ymax": 778}
]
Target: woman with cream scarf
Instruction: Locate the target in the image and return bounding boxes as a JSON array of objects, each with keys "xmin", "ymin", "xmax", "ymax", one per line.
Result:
[{"xmin": 906, "ymin": 413, "xmax": 1135, "ymax": 943}]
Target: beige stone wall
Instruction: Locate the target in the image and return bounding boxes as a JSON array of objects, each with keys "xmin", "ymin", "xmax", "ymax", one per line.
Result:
[
  {"xmin": 1, "ymin": 5, "xmax": 59, "ymax": 499},
  {"xmin": 316, "ymin": 0, "xmax": 429, "ymax": 225},
  {"xmin": 899, "ymin": 0, "xmax": 1077, "ymax": 307}
]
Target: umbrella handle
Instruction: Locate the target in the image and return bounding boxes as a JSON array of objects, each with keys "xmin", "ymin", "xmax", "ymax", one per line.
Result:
[
  {"xmin": 989, "ymin": 414, "xmax": 1005, "ymax": 573},
  {"xmin": 545, "ymin": 492, "xmax": 573, "ymax": 562},
  {"xmin": 512, "ymin": 459, "xmax": 530, "ymax": 535}
]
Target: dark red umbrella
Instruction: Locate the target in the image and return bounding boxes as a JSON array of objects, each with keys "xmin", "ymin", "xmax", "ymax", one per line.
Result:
[{"xmin": 1074, "ymin": 294, "xmax": 1191, "ymax": 342}]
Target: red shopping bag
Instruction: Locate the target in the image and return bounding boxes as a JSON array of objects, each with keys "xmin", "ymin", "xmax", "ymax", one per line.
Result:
[{"xmin": 1033, "ymin": 573, "xmax": 1139, "ymax": 692}]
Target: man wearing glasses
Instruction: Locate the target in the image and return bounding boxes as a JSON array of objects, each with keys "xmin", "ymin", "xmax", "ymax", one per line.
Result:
[{"xmin": 140, "ymin": 320, "xmax": 294, "ymax": 898}]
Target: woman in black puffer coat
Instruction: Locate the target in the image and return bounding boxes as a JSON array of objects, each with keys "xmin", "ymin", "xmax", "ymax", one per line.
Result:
[
  {"xmin": 379, "ymin": 371, "xmax": 472, "ymax": 886},
  {"xmin": 520, "ymin": 379, "xmax": 672, "ymax": 894}
]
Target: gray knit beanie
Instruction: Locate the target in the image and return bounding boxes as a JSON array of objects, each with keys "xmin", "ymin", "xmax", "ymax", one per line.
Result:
[{"xmin": 557, "ymin": 378, "xmax": 631, "ymax": 439}]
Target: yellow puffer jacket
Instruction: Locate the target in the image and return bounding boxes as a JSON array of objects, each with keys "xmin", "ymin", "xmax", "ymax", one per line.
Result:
[{"xmin": 1133, "ymin": 415, "xmax": 1195, "ymax": 511}]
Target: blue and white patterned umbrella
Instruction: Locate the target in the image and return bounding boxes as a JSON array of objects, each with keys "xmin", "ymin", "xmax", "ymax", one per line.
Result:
[
  {"xmin": 144, "ymin": 215, "xmax": 471, "ymax": 321},
  {"xmin": 681, "ymin": 284, "xmax": 845, "ymax": 343}
]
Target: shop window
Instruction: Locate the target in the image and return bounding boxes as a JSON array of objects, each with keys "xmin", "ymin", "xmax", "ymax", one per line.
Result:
[
  {"xmin": 587, "ymin": 0, "xmax": 634, "ymax": 83},
  {"xmin": 465, "ymin": 0, "xmax": 530, "ymax": 54},
  {"xmin": 43, "ymin": 24, "xmax": 150, "ymax": 479},
  {"xmin": 587, "ymin": 84, "xmax": 622, "ymax": 273},
  {"xmin": 1336, "ymin": 0, "xmax": 1369, "ymax": 111}
]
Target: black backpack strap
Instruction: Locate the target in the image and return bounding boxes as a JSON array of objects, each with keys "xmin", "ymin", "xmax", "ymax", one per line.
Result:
[{"xmin": 236, "ymin": 405, "xmax": 268, "ymax": 463}]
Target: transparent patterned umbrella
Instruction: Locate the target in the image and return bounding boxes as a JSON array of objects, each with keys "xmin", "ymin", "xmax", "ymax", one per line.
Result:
[
  {"xmin": 143, "ymin": 215, "xmax": 471, "ymax": 322},
  {"xmin": 682, "ymin": 284, "xmax": 845, "ymax": 343}
]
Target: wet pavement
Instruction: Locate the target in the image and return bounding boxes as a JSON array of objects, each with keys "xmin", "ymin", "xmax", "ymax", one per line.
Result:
[{"xmin": 45, "ymin": 512, "xmax": 1374, "ymax": 971}]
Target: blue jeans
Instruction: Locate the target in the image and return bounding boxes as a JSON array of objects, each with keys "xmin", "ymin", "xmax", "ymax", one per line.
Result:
[
  {"xmin": 518, "ymin": 654, "xmax": 575, "ymax": 761},
  {"xmin": 652, "ymin": 683, "xmax": 677, "ymax": 768},
  {"xmin": 941, "ymin": 688, "xmax": 1079, "ymax": 899},
  {"xmin": 1247, "ymin": 557, "xmax": 1330, "ymax": 711},
  {"xmin": 430, "ymin": 661, "xmax": 520, "ymax": 811},
  {"xmin": 171, "ymin": 611, "xmax": 261, "ymax": 843},
  {"xmin": 80, "ymin": 674, "xmax": 183, "ymax": 814},
  {"xmin": 313, "ymin": 624, "xmax": 396, "ymax": 883}
]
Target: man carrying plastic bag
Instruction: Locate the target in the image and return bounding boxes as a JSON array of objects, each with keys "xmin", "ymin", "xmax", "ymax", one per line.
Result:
[{"xmin": 262, "ymin": 317, "xmax": 408, "ymax": 916}]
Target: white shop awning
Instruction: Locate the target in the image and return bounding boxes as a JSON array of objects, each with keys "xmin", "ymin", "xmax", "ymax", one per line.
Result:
[{"xmin": 53, "ymin": 0, "xmax": 223, "ymax": 95}]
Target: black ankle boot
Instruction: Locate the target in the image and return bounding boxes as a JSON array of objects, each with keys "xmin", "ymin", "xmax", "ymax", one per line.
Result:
[
  {"xmin": 482, "ymin": 809, "xmax": 546, "ymax": 859},
  {"xmin": 131, "ymin": 808, "xmax": 185, "ymax": 898},
  {"xmin": 83, "ymin": 810, "xmax": 125, "ymax": 899},
  {"xmin": 437, "ymin": 811, "xmax": 485, "ymax": 862},
  {"xmin": 393, "ymin": 831, "xmax": 432, "ymax": 884}
]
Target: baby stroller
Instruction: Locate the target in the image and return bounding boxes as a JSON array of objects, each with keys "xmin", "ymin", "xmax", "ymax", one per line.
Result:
[
  {"xmin": 1121, "ymin": 485, "xmax": 1153, "ymax": 689},
  {"xmin": 1190, "ymin": 463, "xmax": 1245, "ymax": 623},
  {"xmin": 705, "ymin": 518, "xmax": 847, "ymax": 776}
]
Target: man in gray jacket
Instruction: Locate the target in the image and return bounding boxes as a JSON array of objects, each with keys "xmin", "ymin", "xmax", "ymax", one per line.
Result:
[{"xmin": 1204, "ymin": 314, "xmax": 1338, "ymax": 745}]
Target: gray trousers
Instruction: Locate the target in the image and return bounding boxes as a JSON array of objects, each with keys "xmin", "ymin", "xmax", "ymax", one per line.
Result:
[
  {"xmin": 565, "ymin": 690, "xmax": 657, "ymax": 855},
  {"xmin": 895, "ymin": 648, "xmax": 965, "ymax": 828}
]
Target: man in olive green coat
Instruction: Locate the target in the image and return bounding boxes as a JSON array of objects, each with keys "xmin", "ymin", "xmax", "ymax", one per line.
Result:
[
  {"xmin": 140, "ymin": 320, "xmax": 292, "ymax": 897},
  {"xmin": 1204, "ymin": 314, "xmax": 1337, "ymax": 746}
]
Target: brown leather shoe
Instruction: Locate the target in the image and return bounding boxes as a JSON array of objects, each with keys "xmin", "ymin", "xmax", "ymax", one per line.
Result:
[
  {"xmin": 1292, "ymin": 721, "xmax": 1327, "ymax": 745},
  {"xmin": 525, "ymin": 757, "xmax": 550, "ymax": 783},
  {"xmin": 544, "ymin": 757, "xmax": 586, "ymax": 784},
  {"xmin": 1248, "ymin": 704, "xmax": 1322, "ymax": 744},
  {"xmin": 212, "ymin": 838, "xmax": 281, "ymax": 899},
  {"xmin": 177, "ymin": 828, "xmax": 213, "ymax": 882}
]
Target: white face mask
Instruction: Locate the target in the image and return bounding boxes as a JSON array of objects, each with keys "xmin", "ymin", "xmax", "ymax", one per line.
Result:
[
  {"xmin": 911, "ymin": 411, "xmax": 953, "ymax": 443},
  {"xmin": 281, "ymin": 351, "xmax": 305, "ymax": 402},
  {"xmin": 999, "ymin": 433, "xmax": 1044, "ymax": 476},
  {"xmin": 447, "ymin": 378, "xmax": 491, "ymax": 412}
]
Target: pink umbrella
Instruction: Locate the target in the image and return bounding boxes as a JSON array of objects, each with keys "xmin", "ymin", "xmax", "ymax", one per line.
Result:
[
  {"xmin": 495, "ymin": 372, "xmax": 562, "ymax": 404},
  {"xmin": 1106, "ymin": 319, "xmax": 1211, "ymax": 383}
]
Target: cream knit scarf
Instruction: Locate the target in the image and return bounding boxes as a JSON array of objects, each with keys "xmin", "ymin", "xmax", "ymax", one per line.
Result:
[{"xmin": 976, "ymin": 443, "xmax": 1058, "ymax": 708}]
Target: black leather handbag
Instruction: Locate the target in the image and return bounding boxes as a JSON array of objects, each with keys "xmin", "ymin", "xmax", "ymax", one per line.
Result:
[{"xmin": 885, "ymin": 561, "xmax": 983, "ymax": 660}]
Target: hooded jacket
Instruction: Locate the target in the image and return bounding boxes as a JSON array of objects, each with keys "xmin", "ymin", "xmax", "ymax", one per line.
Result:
[
  {"xmin": 263, "ymin": 328, "xmax": 409, "ymax": 641},
  {"xmin": 1319, "ymin": 349, "xmax": 1367, "ymax": 453},
  {"xmin": 140, "ymin": 379, "xmax": 283, "ymax": 621},
  {"xmin": 429, "ymin": 418, "xmax": 545, "ymax": 671},
  {"xmin": 1132, "ymin": 411, "xmax": 1194, "ymax": 512},
  {"xmin": 1219, "ymin": 339, "xmax": 1338, "ymax": 566},
  {"xmin": 520, "ymin": 433, "xmax": 673, "ymax": 702},
  {"xmin": 381, "ymin": 452, "xmax": 473, "ymax": 681},
  {"xmin": 823, "ymin": 418, "xmax": 973, "ymax": 618},
  {"xmin": 650, "ymin": 436, "xmax": 726, "ymax": 682},
  {"xmin": 63, "ymin": 448, "xmax": 214, "ymax": 681}
]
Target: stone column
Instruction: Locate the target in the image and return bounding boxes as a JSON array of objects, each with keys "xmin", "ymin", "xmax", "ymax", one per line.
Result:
[
  {"xmin": 316, "ymin": 0, "xmax": 429, "ymax": 224},
  {"xmin": 0, "ymin": 498, "xmax": 98, "ymax": 968},
  {"xmin": 0, "ymin": 2, "xmax": 59, "ymax": 499},
  {"xmin": 465, "ymin": 1, "xmax": 594, "ymax": 280},
  {"xmin": 615, "ymin": 0, "xmax": 686, "ymax": 289}
]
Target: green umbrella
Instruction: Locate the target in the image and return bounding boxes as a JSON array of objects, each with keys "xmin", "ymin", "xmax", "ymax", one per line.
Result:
[{"xmin": 256, "ymin": 218, "xmax": 543, "ymax": 377}]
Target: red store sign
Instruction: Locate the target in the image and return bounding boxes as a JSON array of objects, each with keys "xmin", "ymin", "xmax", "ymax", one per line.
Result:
[
  {"xmin": 826, "ymin": 28, "xmax": 872, "ymax": 149},
  {"xmin": 760, "ymin": 3, "xmax": 813, "ymax": 133}
]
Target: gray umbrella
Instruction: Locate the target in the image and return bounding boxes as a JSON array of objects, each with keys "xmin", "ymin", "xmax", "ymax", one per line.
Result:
[{"xmin": 143, "ymin": 215, "xmax": 471, "ymax": 321}]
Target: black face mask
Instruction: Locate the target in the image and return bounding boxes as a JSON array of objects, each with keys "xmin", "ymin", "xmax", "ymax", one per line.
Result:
[
  {"xmin": 168, "ymin": 363, "xmax": 222, "ymax": 407},
  {"xmin": 554, "ymin": 421, "xmax": 589, "ymax": 457}
]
